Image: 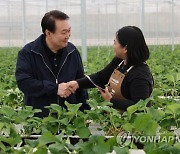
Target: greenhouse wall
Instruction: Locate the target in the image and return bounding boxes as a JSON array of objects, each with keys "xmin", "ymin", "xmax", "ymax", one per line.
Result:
[{"xmin": 0, "ymin": 0, "xmax": 180, "ymax": 47}]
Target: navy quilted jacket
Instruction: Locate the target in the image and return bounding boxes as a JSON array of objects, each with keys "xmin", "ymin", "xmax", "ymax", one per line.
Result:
[{"xmin": 15, "ymin": 35, "xmax": 89, "ymax": 117}]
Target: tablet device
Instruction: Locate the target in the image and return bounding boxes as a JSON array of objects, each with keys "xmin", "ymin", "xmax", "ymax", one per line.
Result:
[{"xmin": 85, "ymin": 75, "xmax": 105, "ymax": 92}]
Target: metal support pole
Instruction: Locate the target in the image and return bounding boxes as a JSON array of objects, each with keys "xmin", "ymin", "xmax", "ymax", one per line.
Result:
[
  {"xmin": 97, "ymin": 1, "xmax": 100, "ymax": 57},
  {"xmin": 105, "ymin": 1, "xmax": 108, "ymax": 46},
  {"xmin": 8, "ymin": 0, "xmax": 11, "ymax": 47},
  {"xmin": 46, "ymin": 0, "xmax": 48, "ymax": 12},
  {"xmin": 22, "ymin": 0, "xmax": 26, "ymax": 45},
  {"xmin": 140, "ymin": 0, "xmax": 144, "ymax": 32},
  {"xmin": 115, "ymin": 0, "xmax": 118, "ymax": 30},
  {"xmin": 81, "ymin": 0, "xmax": 87, "ymax": 62},
  {"xmin": 156, "ymin": 0, "xmax": 159, "ymax": 47},
  {"xmin": 171, "ymin": 0, "xmax": 174, "ymax": 51}
]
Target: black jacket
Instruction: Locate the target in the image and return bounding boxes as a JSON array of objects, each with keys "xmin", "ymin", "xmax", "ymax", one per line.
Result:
[
  {"xmin": 15, "ymin": 35, "xmax": 89, "ymax": 117},
  {"xmin": 77, "ymin": 57, "xmax": 153, "ymax": 110}
]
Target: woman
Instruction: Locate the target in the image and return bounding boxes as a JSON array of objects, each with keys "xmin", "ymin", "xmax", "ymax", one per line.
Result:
[{"xmin": 63, "ymin": 26, "xmax": 154, "ymax": 111}]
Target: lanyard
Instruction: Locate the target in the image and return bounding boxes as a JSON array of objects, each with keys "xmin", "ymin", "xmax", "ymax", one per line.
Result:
[{"xmin": 116, "ymin": 60, "xmax": 133, "ymax": 74}]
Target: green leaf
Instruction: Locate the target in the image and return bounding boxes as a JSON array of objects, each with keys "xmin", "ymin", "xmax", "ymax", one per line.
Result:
[
  {"xmin": 0, "ymin": 141, "xmax": 6, "ymax": 151},
  {"xmin": 42, "ymin": 116, "xmax": 57, "ymax": 123},
  {"xmin": 0, "ymin": 134, "xmax": 21, "ymax": 146},
  {"xmin": 92, "ymin": 136, "xmax": 111, "ymax": 154},
  {"xmin": 166, "ymin": 74, "xmax": 175, "ymax": 82},
  {"xmin": 113, "ymin": 146, "xmax": 129, "ymax": 154},
  {"xmin": 25, "ymin": 139, "xmax": 39, "ymax": 148},
  {"xmin": 144, "ymin": 143, "xmax": 159, "ymax": 154},
  {"xmin": 133, "ymin": 113, "xmax": 158, "ymax": 135},
  {"xmin": 166, "ymin": 103, "xmax": 180, "ymax": 114},
  {"xmin": 87, "ymin": 112, "xmax": 98, "ymax": 120},
  {"xmin": 174, "ymin": 142, "xmax": 180, "ymax": 149},
  {"xmin": 66, "ymin": 125, "xmax": 76, "ymax": 134},
  {"xmin": 159, "ymin": 132, "xmax": 175, "ymax": 145},
  {"xmin": 14, "ymin": 116, "xmax": 24, "ymax": 124},
  {"xmin": 25, "ymin": 106, "xmax": 33, "ymax": 111},
  {"xmin": 106, "ymin": 137, "xmax": 118, "ymax": 151},
  {"xmin": 59, "ymin": 117, "xmax": 69, "ymax": 125},
  {"xmin": 65, "ymin": 102, "xmax": 81, "ymax": 113},
  {"xmin": 80, "ymin": 140, "xmax": 94, "ymax": 154},
  {"xmin": 74, "ymin": 117, "xmax": 85, "ymax": 128},
  {"xmin": 176, "ymin": 73, "xmax": 180, "ymax": 81},
  {"xmin": 77, "ymin": 127, "xmax": 91, "ymax": 138},
  {"xmin": 47, "ymin": 104, "xmax": 63, "ymax": 114},
  {"xmin": 1, "ymin": 106, "xmax": 16, "ymax": 118},
  {"xmin": 127, "ymin": 104, "xmax": 138, "ymax": 118},
  {"xmin": 137, "ymin": 98, "xmax": 153, "ymax": 111},
  {"xmin": 34, "ymin": 147, "xmax": 48, "ymax": 154},
  {"xmin": 144, "ymin": 120, "xmax": 158, "ymax": 136},
  {"xmin": 38, "ymin": 131, "xmax": 60, "ymax": 146},
  {"xmin": 122, "ymin": 123, "xmax": 134, "ymax": 132},
  {"xmin": 148, "ymin": 107, "xmax": 165, "ymax": 122},
  {"xmin": 87, "ymin": 99, "xmax": 98, "ymax": 109},
  {"xmin": 101, "ymin": 106, "xmax": 112, "ymax": 113},
  {"xmin": 134, "ymin": 113, "xmax": 151, "ymax": 131},
  {"xmin": 101, "ymin": 101, "xmax": 112, "ymax": 107},
  {"xmin": 48, "ymin": 143, "xmax": 65, "ymax": 153},
  {"xmin": 159, "ymin": 118, "xmax": 176, "ymax": 130},
  {"xmin": 0, "ymin": 122, "xmax": 5, "ymax": 131}
]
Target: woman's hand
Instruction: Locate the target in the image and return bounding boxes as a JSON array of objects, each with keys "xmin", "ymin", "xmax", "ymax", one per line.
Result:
[
  {"xmin": 57, "ymin": 81, "xmax": 79, "ymax": 98},
  {"xmin": 99, "ymin": 87, "xmax": 112, "ymax": 102},
  {"xmin": 67, "ymin": 81, "xmax": 79, "ymax": 93}
]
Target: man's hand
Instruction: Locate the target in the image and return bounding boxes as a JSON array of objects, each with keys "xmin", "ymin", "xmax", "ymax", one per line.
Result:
[
  {"xmin": 99, "ymin": 87, "xmax": 112, "ymax": 102},
  {"xmin": 57, "ymin": 81, "xmax": 79, "ymax": 98},
  {"xmin": 67, "ymin": 81, "xmax": 79, "ymax": 93},
  {"xmin": 57, "ymin": 82, "xmax": 71, "ymax": 98}
]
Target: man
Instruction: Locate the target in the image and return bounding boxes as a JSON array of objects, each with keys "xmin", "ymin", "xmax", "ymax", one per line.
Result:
[{"xmin": 15, "ymin": 10, "xmax": 89, "ymax": 117}]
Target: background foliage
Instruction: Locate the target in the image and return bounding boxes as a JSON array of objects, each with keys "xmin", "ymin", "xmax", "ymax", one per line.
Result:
[{"xmin": 0, "ymin": 46, "xmax": 179, "ymax": 153}]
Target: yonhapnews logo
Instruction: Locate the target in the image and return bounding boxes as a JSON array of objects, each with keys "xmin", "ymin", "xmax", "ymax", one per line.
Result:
[{"xmin": 117, "ymin": 132, "xmax": 180, "ymax": 146}]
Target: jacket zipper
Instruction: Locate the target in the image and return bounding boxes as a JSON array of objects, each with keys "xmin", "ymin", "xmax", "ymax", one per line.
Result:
[
  {"xmin": 56, "ymin": 49, "xmax": 75, "ymax": 105},
  {"xmin": 57, "ymin": 49, "xmax": 75, "ymax": 78},
  {"xmin": 31, "ymin": 49, "xmax": 75, "ymax": 104}
]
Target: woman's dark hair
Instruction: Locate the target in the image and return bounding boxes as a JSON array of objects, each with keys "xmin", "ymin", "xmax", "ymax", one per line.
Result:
[
  {"xmin": 41, "ymin": 10, "xmax": 69, "ymax": 35},
  {"xmin": 116, "ymin": 26, "xmax": 150, "ymax": 66}
]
